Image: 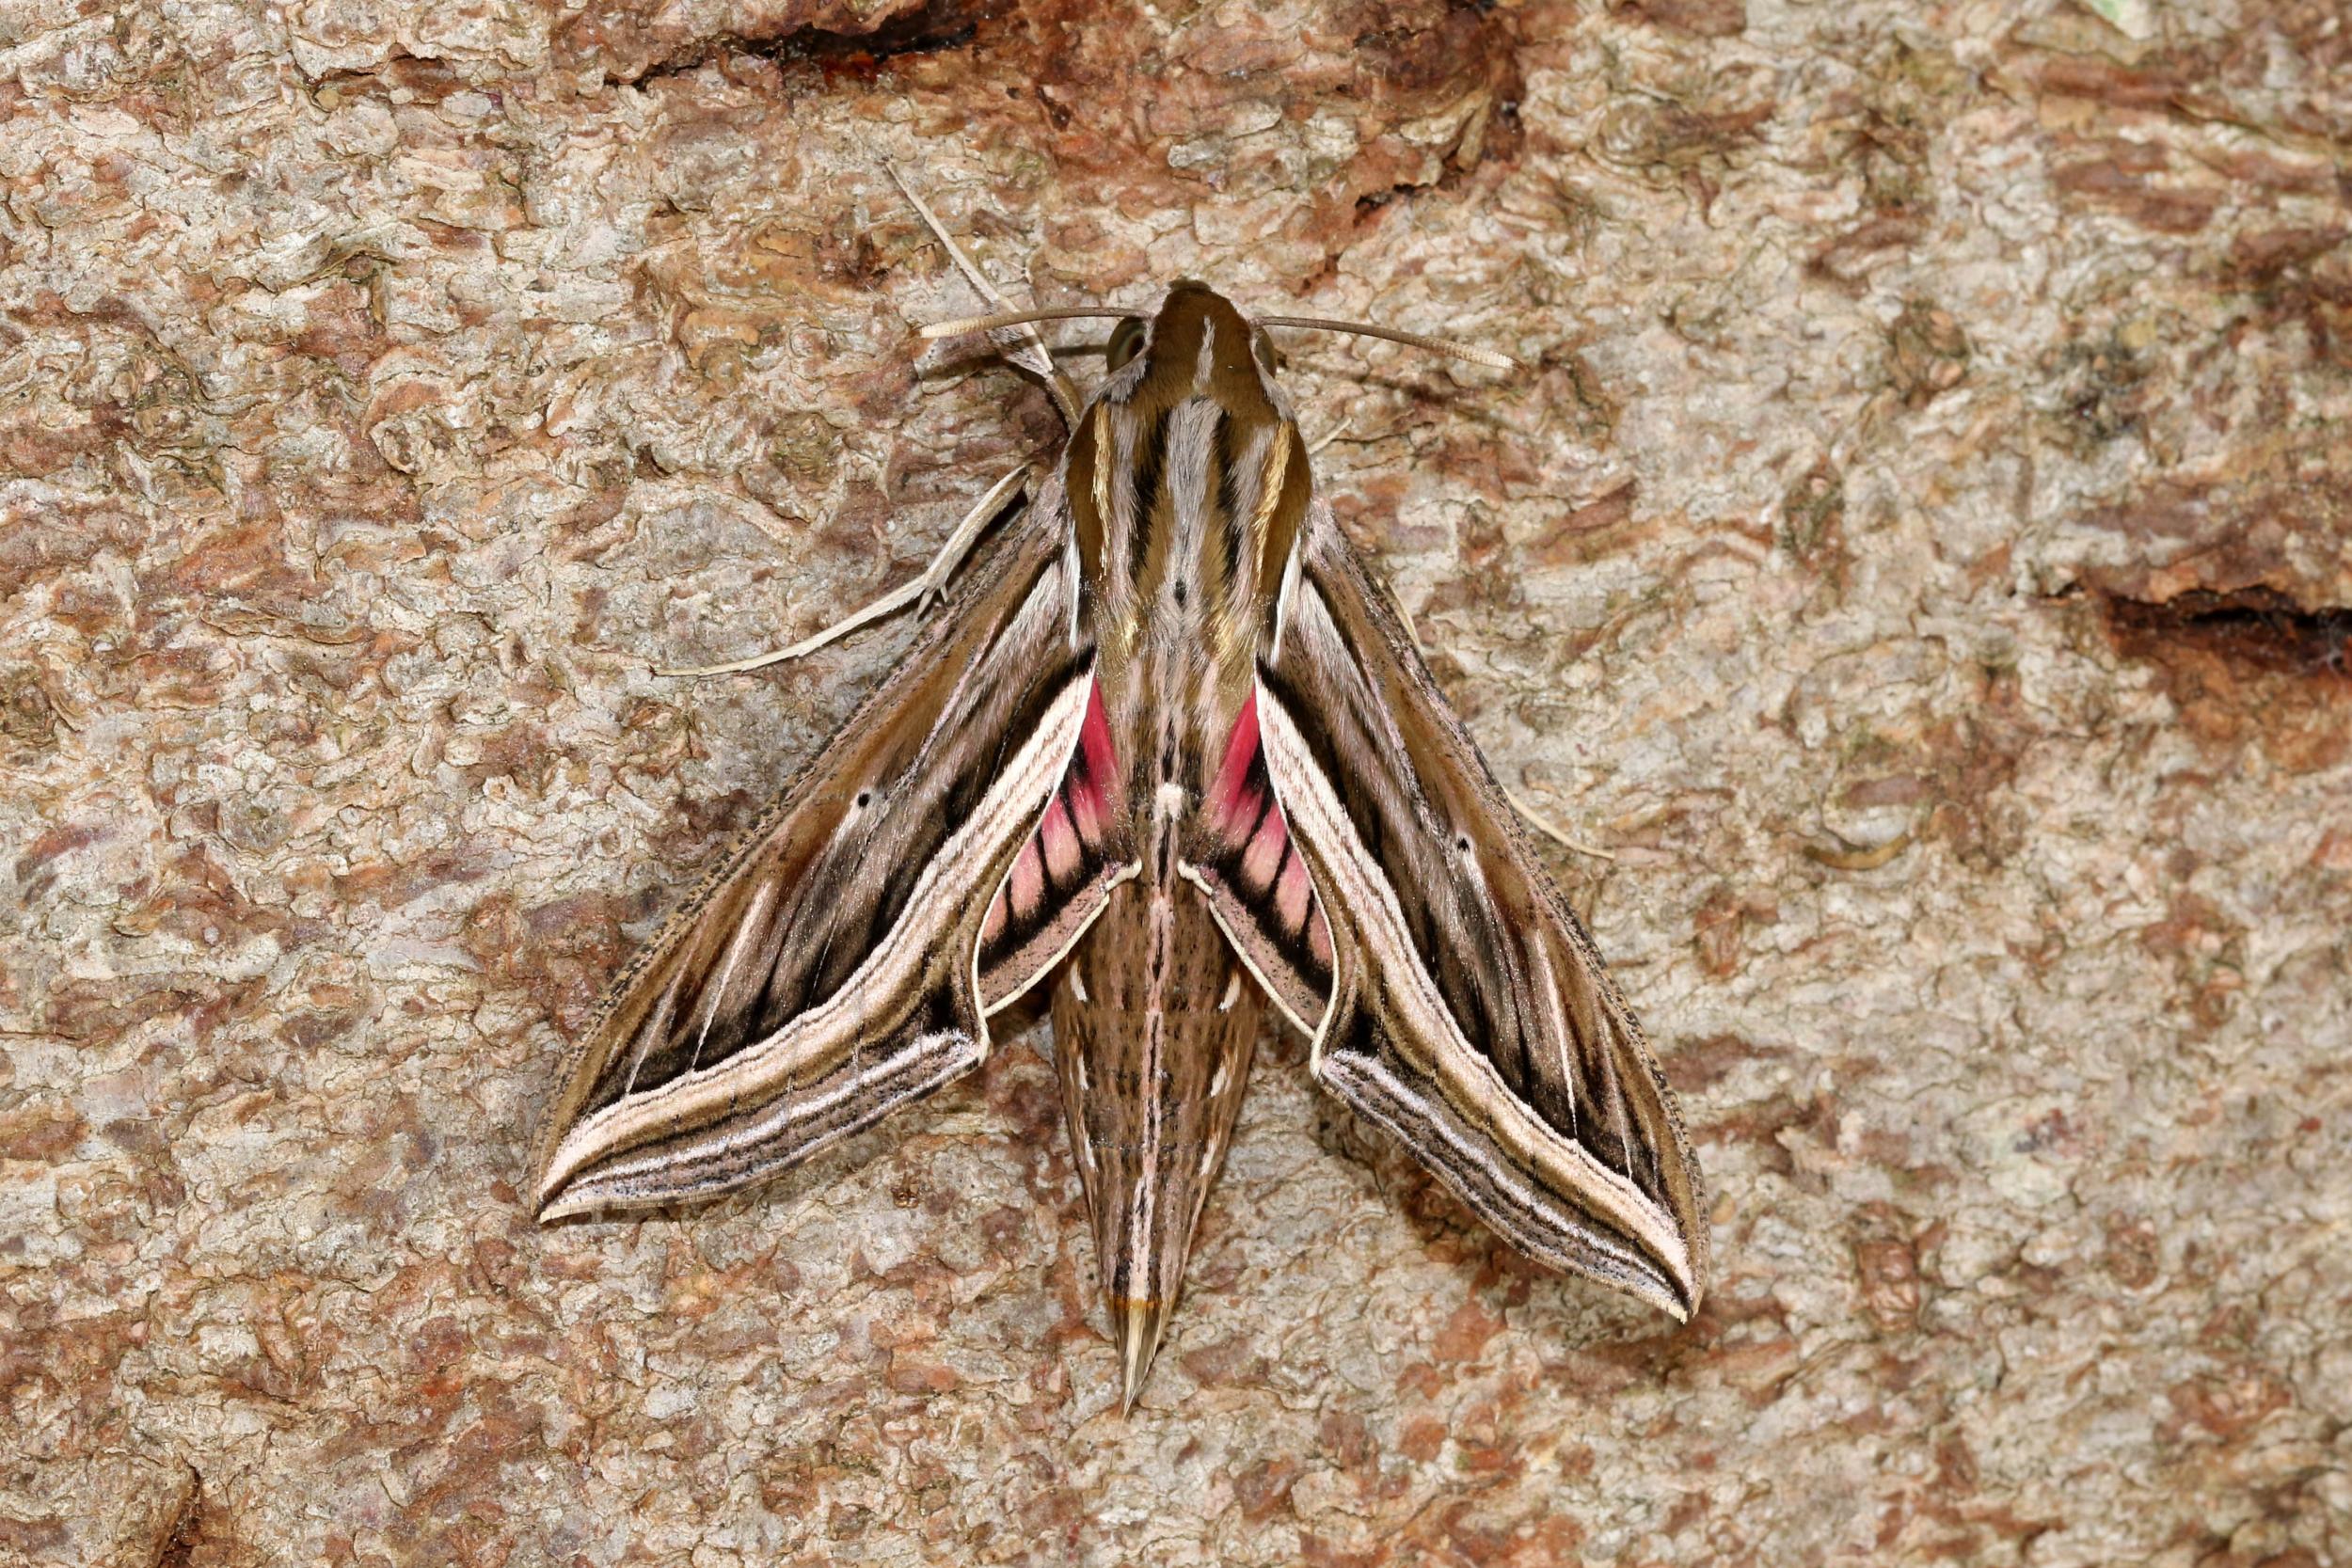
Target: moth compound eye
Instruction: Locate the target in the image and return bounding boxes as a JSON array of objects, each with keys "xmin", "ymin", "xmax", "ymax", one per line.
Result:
[
  {"xmin": 1253, "ymin": 330, "xmax": 1285, "ymax": 373},
  {"xmin": 1105, "ymin": 316, "xmax": 1147, "ymax": 371}
]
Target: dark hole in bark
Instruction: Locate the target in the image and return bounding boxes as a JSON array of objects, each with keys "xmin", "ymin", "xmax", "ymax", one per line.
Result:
[
  {"xmin": 623, "ymin": 0, "xmax": 1000, "ymax": 87},
  {"xmin": 2105, "ymin": 588, "xmax": 2352, "ymax": 680},
  {"xmin": 781, "ymin": 0, "xmax": 1000, "ymax": 71}
]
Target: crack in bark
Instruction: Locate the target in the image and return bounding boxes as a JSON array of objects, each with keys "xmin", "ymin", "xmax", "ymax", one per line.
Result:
[
  {"xmin": 618, "ymin": 0, "xmax": 1001, "ymax": 88},
  {"xmin": 2102, "ymin": 588, "xmax": 2352, "ymax": 680},
  {"xmin": 152, "ymin": 1465, "xmax": 205, "ymax": 1568}
]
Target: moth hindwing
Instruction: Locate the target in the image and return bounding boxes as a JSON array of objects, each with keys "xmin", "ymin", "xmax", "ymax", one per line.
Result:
[{"xmin": 536, "ymin": 212, "xmax": 1709, "ymax": 1409}]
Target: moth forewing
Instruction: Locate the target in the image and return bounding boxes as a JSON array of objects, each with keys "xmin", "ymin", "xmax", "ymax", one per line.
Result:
[
  {"xmin": 532, "ymin": 491, "xmax": 1104, "ymax": 1220},
  {"xmin": 1246, "ymin": 506, "xmax": 1710, "ymax": 1318}
]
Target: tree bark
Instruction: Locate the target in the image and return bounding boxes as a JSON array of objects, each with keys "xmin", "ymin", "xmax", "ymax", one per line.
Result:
[{"xmin": 3, "ymin": 0, "xmax": 2347, "ymax": 1562}]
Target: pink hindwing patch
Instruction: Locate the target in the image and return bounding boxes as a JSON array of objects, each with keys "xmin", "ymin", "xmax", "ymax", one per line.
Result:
[
  {"xmin": 980, "ymin": 680, "xmax": 1123, "ymax": 954},
  {"xmin": 1203, "ymin": 689, "xmax": 1333, "ymax": 972}
]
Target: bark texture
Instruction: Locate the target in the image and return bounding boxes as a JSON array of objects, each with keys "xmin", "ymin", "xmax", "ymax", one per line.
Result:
[{"xmin": 4, "ymin": 0, "xmax": 2349, "ymax": 1562}]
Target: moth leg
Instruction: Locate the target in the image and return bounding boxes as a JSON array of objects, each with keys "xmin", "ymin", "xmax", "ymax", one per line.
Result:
[
  {"xmin": 658, "ymin": 464, "xmax": 1031, "ymax": 677},
  {"xmin": 1502, "ymin": 786, "xmax": 1615, "ymax": 862},
  {"xmin": 1307, "ymin": 414, "xmax": 1352, "ymax": 456},
  {"xmin": 887, "ymin": 163, "xmax": 1082, "ymax": 426}
]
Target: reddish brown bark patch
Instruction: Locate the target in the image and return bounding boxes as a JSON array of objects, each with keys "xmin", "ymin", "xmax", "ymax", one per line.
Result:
[{"xmin": 1613, "ymin": 0, "xmax": 1747, "ymax": 37}]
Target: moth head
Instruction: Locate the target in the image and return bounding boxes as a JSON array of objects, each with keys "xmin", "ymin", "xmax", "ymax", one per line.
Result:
[
  {"xmin": 918, "ymin": 293, "xmax": 1518, "ymax": 400},
  {"xmin": 1128, "ymin": 279, "xmax": 1291, "ymax": 417}
]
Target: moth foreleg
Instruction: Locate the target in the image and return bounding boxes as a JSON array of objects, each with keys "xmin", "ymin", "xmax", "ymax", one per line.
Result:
[
  {"xmin": 657, "ymin": 464, "xmax": 1032, "ymax": 677},
  {"xmin": 1307, "ymin": 415, "xmax": 1353, "ymax": 456},
  {"xmin": 887, "ymin": 163, "xmax": 1081, "ymax": 425}
]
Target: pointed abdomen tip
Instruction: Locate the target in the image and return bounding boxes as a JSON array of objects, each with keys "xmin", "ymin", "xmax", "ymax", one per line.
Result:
[{"xmin": 1111, "ymin": 1296, "xmax": 1174, "ymax": 1413}]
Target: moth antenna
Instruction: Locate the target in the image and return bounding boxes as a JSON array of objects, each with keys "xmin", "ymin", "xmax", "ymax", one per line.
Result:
[
  {"xmin": 1256, "ymin": 315, "xmax": 1519, "ymax": 372},
  {"xmin": 921, "ymin": 306, "xmax": 1137, "ymax": 340}
]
